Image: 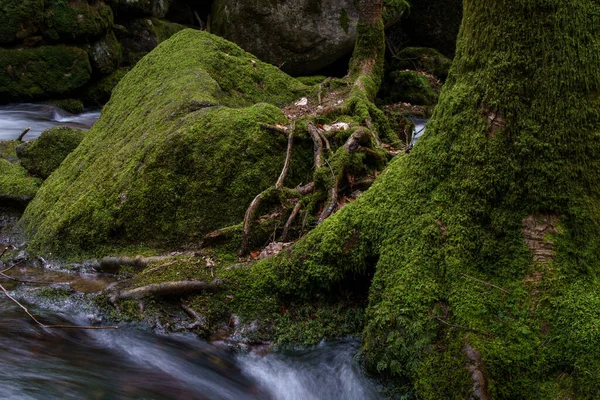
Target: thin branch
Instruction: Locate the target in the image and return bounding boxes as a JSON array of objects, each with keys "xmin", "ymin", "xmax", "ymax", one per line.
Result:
[
  {"xmin": 17, "ymin": 127, "xmax": 30, "ymax": 142},
  {"xmin": 461, "ymin": 273, "xmax": 511, "ymax": 294}
]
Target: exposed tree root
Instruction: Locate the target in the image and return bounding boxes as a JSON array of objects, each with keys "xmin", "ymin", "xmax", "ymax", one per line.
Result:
[
  {"xmin": 109, "ymin": 279, "xmax": 222, "ymax": 304},
  {"xmin": 281, "ymin": 201, "xmax": 303, "ymax": 241},
  {"xmin": 94, "ymin": 255, "xmax": 173, "ymax": 273}
]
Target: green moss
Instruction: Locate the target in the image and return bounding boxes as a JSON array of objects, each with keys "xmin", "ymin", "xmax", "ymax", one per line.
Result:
[
  {"xmin": 339, "ymin": 9, "xmax": 350, "ymax": 35},
  {"xmin": 0, "ymin": 159, "xmax": 42, "ymax": 202},
  {"xmin": 17, "ymin": 126, "xmax": 85, "ymax": 179},
  {"xmin": 36, "ymin": 286, "xmax": 73, "ymax": 300},
  {"xmin": 148, "ymin": 18, "xmax": 187, "ymax": 43},
  {"xmin": 43, "ymin": 0, "xmax": 113, "ymax": 42},
  {"xmin": 382, "ymin": 0, "xmax": 410, "ymax": 25},
  {"xmin": 392, "ymin": 47, "xmax": 453, "ymax": 81},
  {"xmin": 0, "ymin": 0, "xmax": 43, "ymax": 43},
  {"xmin": 198, "ymin": 0, "xmax": 600, "ymax": 397},
  {"xmin": 383, "ymin": 70, "xmax": 439, "ymax": 105},
  {"xmin": 0, "ymin": 46, "xmax": 91, "ymax": 100},
  {"xmin": 21, "ymin": 29, "xmax": 309, "ymax": 257},
  {"xmin": 296, "ymin": 75, "xmax": 327, "ymax": 86}
]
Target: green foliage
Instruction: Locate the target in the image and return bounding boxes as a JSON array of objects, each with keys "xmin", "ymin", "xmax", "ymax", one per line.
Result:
[
  {"xmin": 17, "ymin": 126, "xmax": 85, "ymax": 179},
  {"xmin": 0, "ymin": 45, "xmax": 91, "ymax": 100},
  {"xmin": 218, "ymin": 0, "xmax": 600, "ymax": 397},
  {"xmin": 21, "ymin": 29, "xmax": 309, "ymax": 257}
]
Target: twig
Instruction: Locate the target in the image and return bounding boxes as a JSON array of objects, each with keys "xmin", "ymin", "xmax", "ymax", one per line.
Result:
[
  {"xmin": 0, "ymin": 283, "xmax": 117, "ymax": 330},
  {"xmin": 433, "ymin": 316, "xmax": 485, "ymax": 335},
  {"xmin": 461, "ymin": 273, "xmax": 511, "ymax": 294},
  {"xmin": 193, "ymin": 10, "xmax": 204, "ymax": 29},
  {"xmin": 17, "ymin": 127, "xmax": 30, "ymax": 142}
]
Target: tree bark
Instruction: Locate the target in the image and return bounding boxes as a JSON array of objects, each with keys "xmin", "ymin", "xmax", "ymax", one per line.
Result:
[{"xmin": 250, "ymin": 0, "xmax": 600, "ymax": 397}]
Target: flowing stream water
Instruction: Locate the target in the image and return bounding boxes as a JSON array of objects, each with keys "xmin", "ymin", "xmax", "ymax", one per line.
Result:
[
  {"xmin": 0, "ymin": 104, "xmax": 101, "ymax": 141},
  {"xmin": 0, "ymin": 104, "xmax": 381, "ymax": 399}
]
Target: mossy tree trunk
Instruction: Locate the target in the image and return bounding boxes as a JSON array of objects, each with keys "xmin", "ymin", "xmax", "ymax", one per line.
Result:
[{"xmin": 251, "ymin": 0, "xmax": 600, "ymax": 397}]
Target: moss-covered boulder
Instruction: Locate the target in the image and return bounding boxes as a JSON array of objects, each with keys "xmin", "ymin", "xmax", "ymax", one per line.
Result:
[
  {"xmin": 0, "ymin": 0, "xmax": 44, "ymax": 44},
  {"xmin": 0, "ymin": 46, "xmax": 91, "ymax": 100},
  {"xmin": 0, "ymin": 141, "xmax": 42, "ymax": 204},
  {"xmin": 21, "ymin": 29, "xmax": 308, "ymax": 256},
  {"xmin": 17, "ymin": 127, "xmax": 86, "ymax": 179},
  {"xmin": 392, "ymin": 47, "xmax": 453, "ymax": 81},
  {"xmin": 43, "ymin": 0, "xmax": 114, "ymax": 42},
  {"xmin": 382, "ymin": 70, "xmax": 439, "ymax": 105}
]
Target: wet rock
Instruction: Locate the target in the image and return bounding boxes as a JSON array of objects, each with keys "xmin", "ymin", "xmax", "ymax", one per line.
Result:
[
  {"xmin": 85, "ymin": 31, "xmax": 123, "ymax": 75},
  {"xmin": 211, "ymin": 0, "xmax": 361, "ymax": 75}
]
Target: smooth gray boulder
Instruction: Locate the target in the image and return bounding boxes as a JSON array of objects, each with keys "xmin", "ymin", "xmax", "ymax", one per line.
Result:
[{"xmin": 211, "ymin": 0, "xmax": 360, "ymax": 75}]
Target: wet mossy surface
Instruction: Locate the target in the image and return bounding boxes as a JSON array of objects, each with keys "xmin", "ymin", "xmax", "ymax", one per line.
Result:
[
  {"xmin": 185, "ymin": 0, "xmax": 600, "ymax": 397},
  {"xmin": 0, "ymin": 45, "xmax": 92, "ymax": 101},
  {"xmin": 43, "ymin": 0, "xmax": 114, "ymax": 42},
  {"xmin": 0, "ymin": 0, "xmax": 44, "ymax": 44},
  {"xmin": 17, "ymin": 126, "xmax": 86, "ymax": 179},
  {"xmin": 0, "ymin": 141, "xmax": 42, "ymax": 203},
  {"xmin": 21, "ymin": 29, "xmax": 310, "ymax": 258}
]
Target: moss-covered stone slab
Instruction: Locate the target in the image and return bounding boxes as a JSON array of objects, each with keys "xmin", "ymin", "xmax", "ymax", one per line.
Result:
[
  {"xmin": 21, "ymin": 29, "xmax": 308, "ymax": 256},
  {"xmin": 0, "ymin": 46, "xmax": 91, "ymax": 100},
  {"xmin": 0, "ymin": 0, "xmax": 44, "ymax": 44},
  {"xmin": 43, "ymin": 0, "xmax": 114, "ymax": 42},
  {"xmin": 17, "ymin": 126, "xmax": 86, "ymax": 179}
]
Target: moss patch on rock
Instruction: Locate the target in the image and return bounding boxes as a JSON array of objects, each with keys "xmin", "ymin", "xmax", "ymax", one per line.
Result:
[
  {"xmin": 392, "ymin": 47, "xmax": 453, "ymax": 81},
  {"xmin": 0, "ymin": 45, "xmax": 91, "ymax": 100},
  {"xmin": 0, "ymin": 0, "xmax": 44, "ymax": 44},
  {"xmin": 43, "ymin": 0, "xmax": 114, "ymax": 42},
  {"xmin": 382, "ymin": 70, "xmax": 439, "ymax": 105},
  {"xmin": 17, "ymin": 127, "xmax": 86, "ymax": 179},
  {"xmin": 21, "ymin": 29, "xmax": 308, "ymax": 257},
  {"xmin": 0, "ymin": 142, "xmax": 42, "ymax": 204},
  {"xmin": 82, "ymin": 68, "xmax": 128, "ymax": 105}
]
